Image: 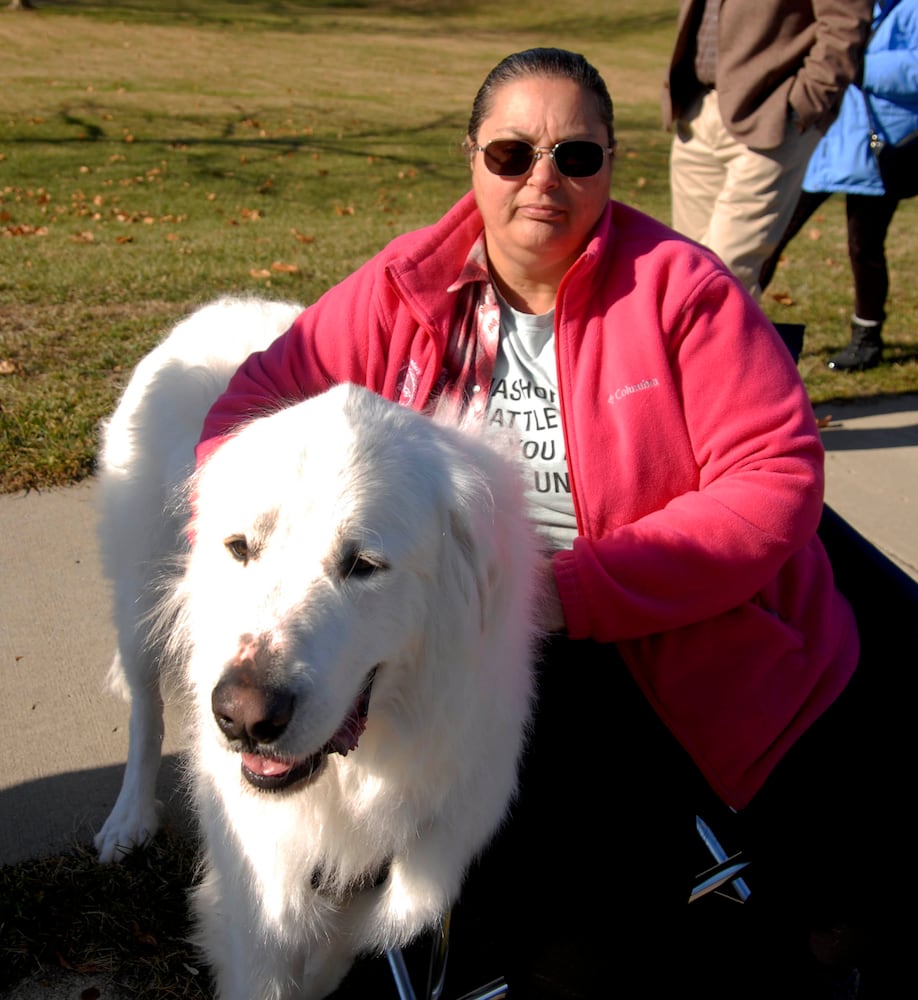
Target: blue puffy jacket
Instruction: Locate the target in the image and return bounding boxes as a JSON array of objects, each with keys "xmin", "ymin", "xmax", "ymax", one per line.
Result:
[{"xmin": 804, "ymin": 0, "xmax": 918, "ymax": 194}]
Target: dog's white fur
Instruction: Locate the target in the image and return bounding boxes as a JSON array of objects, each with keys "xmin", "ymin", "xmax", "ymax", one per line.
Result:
[{"xmin": 94, "ymin": 297, "xmax": 539, "ymax": 999}]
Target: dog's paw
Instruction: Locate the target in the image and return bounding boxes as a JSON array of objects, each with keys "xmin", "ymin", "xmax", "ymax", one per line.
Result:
[{"xmin": 94, "ymin": 797, "xmax": 163, "ymax": 863}]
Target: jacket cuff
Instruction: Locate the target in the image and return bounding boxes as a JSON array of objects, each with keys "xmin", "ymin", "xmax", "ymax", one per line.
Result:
[{"xmin": 552, "ymin": 548, "xmax": 591, "ymax": 640}]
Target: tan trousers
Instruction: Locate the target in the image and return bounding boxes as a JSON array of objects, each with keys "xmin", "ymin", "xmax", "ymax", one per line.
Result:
[{"xmin": 670, "ymin": 89, "xmax": 822, "ymax": 299}]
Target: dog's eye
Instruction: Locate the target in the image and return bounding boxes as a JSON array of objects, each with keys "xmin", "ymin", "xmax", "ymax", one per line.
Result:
[
  {"xmin": 224, "ymin": 535, "xmax": 250, "ymax": 565},
  {"xmin": 341, "ymin": 549, "xmax": 387, "ymax": 580}
]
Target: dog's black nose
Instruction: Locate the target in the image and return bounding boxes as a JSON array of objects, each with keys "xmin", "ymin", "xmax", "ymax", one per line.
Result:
[{"xmin": 212, "ymin": 677, "xmax": 295, "ymax": 747}]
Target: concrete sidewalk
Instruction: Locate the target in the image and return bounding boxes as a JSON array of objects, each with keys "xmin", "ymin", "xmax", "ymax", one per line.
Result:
[
  {"xmin": 0, "ymin": 483, "xmax": 190, "ymax": 867},
  {"xmin": 2, "ymin": 394, "xmax": 917, "ymax": 872},
  {"xmin": 813, "ymin": 394, "xmax": 918, "ymax": 581}
]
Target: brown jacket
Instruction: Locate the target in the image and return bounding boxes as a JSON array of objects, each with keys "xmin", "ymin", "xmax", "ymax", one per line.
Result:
[{"xmin": 662, "ymin": 0, "xmax": 872, "ymax": 150}]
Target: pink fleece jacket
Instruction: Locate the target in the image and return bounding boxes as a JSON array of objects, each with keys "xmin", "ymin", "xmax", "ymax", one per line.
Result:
[{"xmin": 197, "ymin": 191, "xmax": 859, "ymax": 810}]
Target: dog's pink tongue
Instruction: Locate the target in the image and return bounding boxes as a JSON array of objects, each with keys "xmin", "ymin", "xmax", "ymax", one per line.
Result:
[{"xmin": 242, "ymin": 753, "xmax": 294, "ymax": 777}]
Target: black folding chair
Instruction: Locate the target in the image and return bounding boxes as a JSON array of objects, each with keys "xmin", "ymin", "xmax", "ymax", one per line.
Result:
[{"xmin": 382, "ymin": 503, "xmax": 918, "ymax": 997}]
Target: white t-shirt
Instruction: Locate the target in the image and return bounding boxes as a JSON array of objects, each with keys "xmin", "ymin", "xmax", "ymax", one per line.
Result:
[{"xmin": 487, "ymin": 295, "xmax": 577, "ymax": 549}]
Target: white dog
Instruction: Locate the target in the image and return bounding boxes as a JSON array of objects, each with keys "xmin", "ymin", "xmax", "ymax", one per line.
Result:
[{"xmin": 93, "ymin": 297, "xmax": 540, "ymax": 999}]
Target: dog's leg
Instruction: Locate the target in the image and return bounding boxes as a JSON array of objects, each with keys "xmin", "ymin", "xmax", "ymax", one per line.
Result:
[
  {"xmin": 343, "ymin": 774, "xmax": 518, "ymax": 957},
  {"xmin": 94, "ymin": 652, "xmax": 165, "ymax": 863},
  {"xmin": 193, "ymin": 850, "xmax": 357, "ymax": 1000},
  {"xmin": 299, "ymin": 944, "xmax": 357, "ymax": 1000}
]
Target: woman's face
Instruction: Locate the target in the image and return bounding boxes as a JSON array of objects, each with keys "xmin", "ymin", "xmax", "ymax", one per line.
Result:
[{"xmin": 469, "ymin": 75, "xmax": 612, "ymax": 295}]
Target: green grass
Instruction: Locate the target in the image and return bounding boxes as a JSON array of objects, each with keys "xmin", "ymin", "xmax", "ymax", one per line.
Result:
[
  {"xmin": 8, "ymin": 1, "xmax": 914, "ymax": 493},
  {"xmin": 0, "ymin": 831, "xmax": 213, "ymax": 998}
]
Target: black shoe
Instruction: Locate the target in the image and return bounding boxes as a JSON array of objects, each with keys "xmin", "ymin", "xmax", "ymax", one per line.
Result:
[
  {"xmin": 773, "ymin": 322, "xmax": 805, "ymax": 363},
  {"xmin": 826, "ymin": 322, "xmax": 883, "ymax": 372}
]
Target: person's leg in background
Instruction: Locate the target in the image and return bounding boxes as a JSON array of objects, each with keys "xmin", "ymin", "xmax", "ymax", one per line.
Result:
[
  {"xmin": 827, "ymin": 191, "xmax": 900, "ymax": 371},
  {"xmin": 671, "ymin": 89, "xmax": 821, "ymax": 299},
  {"xmin": 759, "ymin": 189, "xmax": 832, "ymax": 293},
  {"xmin": 670, "ymin": 90, "xmax": 727, "ymax": 245}
]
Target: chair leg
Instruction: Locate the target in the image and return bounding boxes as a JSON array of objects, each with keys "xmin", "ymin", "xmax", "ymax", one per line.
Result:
[
  {"xmin": 386, "ymin": 908, "xmax": 509, "ymax": 1000},
  {"xmin": 691, "ymin": 814, "xmax": 751, "ymax": 903},
  {"xmin": 387, "ymin": 947, "xmax": 418, "ymax": 1000},
  {"xmin": 425, "ymin": 910, "xmax": 450, "ymax": 1000},
  {"xmin": 454, "ymin": 982, "xmax": 509, "ymax": 1000}
]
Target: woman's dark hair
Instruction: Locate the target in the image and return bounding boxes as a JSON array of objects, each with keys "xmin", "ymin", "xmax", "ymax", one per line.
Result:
[{"xmin": 467, "ymin": 48, "xmax": 614, "ymax": 146}]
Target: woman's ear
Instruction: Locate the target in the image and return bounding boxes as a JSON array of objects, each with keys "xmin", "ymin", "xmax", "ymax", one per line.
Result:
[{"xmin": 464, "ymin": 136, "xmax": 475, "ymax": 171}]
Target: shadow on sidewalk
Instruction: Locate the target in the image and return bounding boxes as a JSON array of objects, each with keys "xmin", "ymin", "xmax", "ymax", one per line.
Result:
[{"xmin": 0, "ymin": 753, "xmax": 191, "ymax": 869}]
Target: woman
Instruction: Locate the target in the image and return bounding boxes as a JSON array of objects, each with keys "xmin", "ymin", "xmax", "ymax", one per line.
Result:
[
  {"xmin": 197, "ymin": 49, "xmax": 906, "ymax": 997},
  {"xmin": 761, "ymin": 0, "xmax": 918, "ymax": 370}
]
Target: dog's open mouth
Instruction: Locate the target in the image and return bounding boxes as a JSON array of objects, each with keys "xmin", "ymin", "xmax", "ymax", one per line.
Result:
[{"xmin": 240, "ymin": 668, "xmax": 377, "ymax": 793}]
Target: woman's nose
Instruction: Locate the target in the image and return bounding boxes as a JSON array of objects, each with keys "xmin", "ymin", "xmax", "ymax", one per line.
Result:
[{"xmin": 527, "ymin": 152, "xmax": 560, "ymax": 187}]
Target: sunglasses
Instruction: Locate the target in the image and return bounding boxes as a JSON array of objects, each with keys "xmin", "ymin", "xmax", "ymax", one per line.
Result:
[{"xmin": 471, "ymin": 138, "xmax": 614, "ymax": 178}]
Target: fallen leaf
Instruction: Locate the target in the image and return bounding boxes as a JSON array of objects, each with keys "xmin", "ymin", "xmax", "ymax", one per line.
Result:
[
  {"xmin": 3, "ymin": 223, "xmax": 48, "ymax": 237},
  {"xmin": 249, "ymin": 268, "xmax": 272, "ymax": 278},
  {"xmin": 271, "ymin": 261, "xmax": 298, "ymax": 273},
  {"xmin": 0, "ymin": 360, "xmax": 18, "ymax": 375},
  {"xmin": 130, "ymin": 920, "xmax": 158, "ymax": 947}
]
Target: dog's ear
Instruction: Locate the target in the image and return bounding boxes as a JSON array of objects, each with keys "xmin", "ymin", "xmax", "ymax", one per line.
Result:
[
  {"xmin": 438, "ymin": 434, "xmax": 536, "ymax": 638},
  {"xmin": 444, "ymin": 505, "xmax": 493, "ymax": 632}
]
